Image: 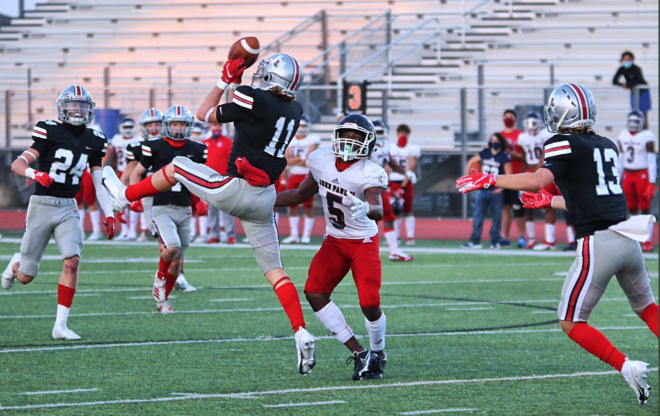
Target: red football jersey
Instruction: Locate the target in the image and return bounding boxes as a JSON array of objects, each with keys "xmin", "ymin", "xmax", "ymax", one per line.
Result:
[
  {"xmin": 501, "ymin": 128, "xmax": 523, "ymax": 173},
  {"xmin": 203, "ymin": 136, "xmax": 233, "ymax": 175}
]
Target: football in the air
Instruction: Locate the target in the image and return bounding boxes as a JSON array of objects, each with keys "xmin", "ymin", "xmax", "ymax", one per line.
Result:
[{"xmin": 228, "ymin": 36, "xmax": 261, "ymax": 68}]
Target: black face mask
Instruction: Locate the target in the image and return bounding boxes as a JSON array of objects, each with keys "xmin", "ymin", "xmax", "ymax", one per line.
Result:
[{"xmin": 489, "ymin": 141, "xmax": 501, "ymax": 151}]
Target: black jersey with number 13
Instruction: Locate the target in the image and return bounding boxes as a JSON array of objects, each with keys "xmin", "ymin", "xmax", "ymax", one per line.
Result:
[
  {"xmin": 542, "ymin": 132, "xmax": 628, "ymax": 239},
  {"xmin": 215, "ymin": 86, "xmax": 303, "ymax": 184}
]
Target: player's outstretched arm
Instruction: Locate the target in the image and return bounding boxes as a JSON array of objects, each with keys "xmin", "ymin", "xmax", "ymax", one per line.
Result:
[
  {"xmin": 196, "ymin": 59, "xmax": 247, "ymax": 124},
  {"xmin": 495, "ymin": 167, "xmax": 553, "ymax": 192},
  {"xmin": 275, "ymin": 174, "xmax": 318, "ymax": 206}
]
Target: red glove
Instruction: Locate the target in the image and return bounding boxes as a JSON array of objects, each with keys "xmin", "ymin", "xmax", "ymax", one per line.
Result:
[
  {"xmin": 103, "ymin": 217, "xmax": 116, "ymax": 240},
  {"xmin": 221, "ymin": 58, "xmax": 247, "ymax": 84},
  {"xmin": 521, "ymin": 189, "xmax": 553, "ymax": 209},
  {"xmin": 28, "ymin": 171, "xmax": 54, "ymax": 188},
  {"xmin": 643, "ymin": 183, "xmax": 657, "ymax": 201},
  {"xmin": 235, "ymin": 157, "xmax": 270, "ymax": 187},
  {"xmin": 456, "ymin": 169, "xmax": 496, "ymax": 194},
  {"xmin": 129, "ymin": 200, "xmax": 144, "ymax": 213},
  {"xmin": 195, "ymin": 199, "xmax": 209, "ymax": 216},
  {"xmin": 115, "ymin": 210, "xmax": 127, "ymax": 224}
]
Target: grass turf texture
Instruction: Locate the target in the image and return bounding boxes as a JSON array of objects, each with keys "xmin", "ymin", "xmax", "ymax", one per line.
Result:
[{"xmin": 0, "ymin": 237, "xmax": 657, "ymax": 415}]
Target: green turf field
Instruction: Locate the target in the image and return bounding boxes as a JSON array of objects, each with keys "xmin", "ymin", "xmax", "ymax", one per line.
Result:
[{"xmin": 0, "ymin": 236, "xmax": 657, "ymax": 415}]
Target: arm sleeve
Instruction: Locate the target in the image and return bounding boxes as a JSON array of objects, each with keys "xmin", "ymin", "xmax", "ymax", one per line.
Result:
[
  {"xmin": 215, "ymin": 86, "xmax": 256, "ymax": 123},
  {"xmin": 91, "ymin": 168, "xmax": 115, "ymax": 217},
  {"xmin": 542, "ymin": 136, "xmax": 572, "ymax": 178},
  {"xmin": 612, "ymin": 67, "xmax": 624, "ymax": 86}
]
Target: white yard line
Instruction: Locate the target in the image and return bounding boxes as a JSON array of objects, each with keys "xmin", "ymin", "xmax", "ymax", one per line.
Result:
[
  {"xmin": 0, "ymin": 326, "xmax": 647, "ymax": 355},
  {"xmin": 262, "ymin": 400, "xmax": 346, "ymax": 408},
  {"xmin": 208, "ymin": 298, "xmax": 254, "ymax": 302},
  {"xmin": 400, "ymin": 409, "xmax": 478, "ymax": 415},
  {"xmin": 19, "ymin": 388, "xmax": 99, "ymax": 396},
  {"xmin": 446, "ymin": 307, "xmax": 494, "ymax": 311},
  {"xmin": 0, "ymin": 369, "xmax": 655, "ymax": 411}
]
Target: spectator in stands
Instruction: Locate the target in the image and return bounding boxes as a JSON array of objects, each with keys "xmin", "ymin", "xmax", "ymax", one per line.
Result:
[
  {"xmin": 613, "ymin": 51, "xmax": 651, "ymax": 128},
  {"xmin": 462, "ymin": 133, "xmax": 512, "ymax": 249},
  {"xmin": 499, "ymin": 109, "xmax": 526, "ymax": 247}
]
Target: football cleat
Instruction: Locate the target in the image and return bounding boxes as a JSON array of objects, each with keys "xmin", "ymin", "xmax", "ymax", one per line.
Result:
[
  {"xmin": 533, "ymin": 242, "xmax": 557, "ymax": 251},
  {"xmin": 227, "ymin": 236, "xmax": 236, "ymax": 244},
  {"xmin": 388, "ymin": 251, "xmax": 413, "ymax": 262},
  {"xmin": 294, "ymin": 327, "xmax": 316, "ymax": 375},
  {"xmin": 490, "ymin": 242, "xmax": 501, "ymax": 249},
  {"xmin": 101, "ymin": 166, "xmax": 129, "ymax": 211},
  {"xmin": 642, "ymin": 241, "xmax": 654, "ymax": 252},
  {"xmin": 137, "ymin": 232, "xmax": 149, "ymax": 242},
  {"xmin": 462, "ymin": 242, "xmax": 482, "ymax": 249},
  {"xmin": 153, "ymin": 272, "xmax": 167, "ymax": 303},
  {"xmin": 348, "ymin": 350, "xmax": 372, "ymax": 381},
  {"xmin": 282, "ymin": 235, "xmax": 300, "ymax": 244},
  {"xmin": 526, "ymin": 238, "xmax": 536, "ymax": 249},
  {"xmin": 500, "ymin": 239, "xmax": 511, "ymax": 247},
  {"xmin": 156, "ymin": 301, "xmax": 174, "ymax": 314},
  {"xmin": 52, "ymin": 325, "xmax": 81, "ymax": 340},
  {"xmin": 366, "ymin": 351, "xmax": 387, "ymax": 379},
  {"xmin": 206, "ymin": 237, "xmax": 220, "ymax": 244},
  {"xmin": 2, "ymin": 253, "xmax": 20, "ymax": 290},
  {"xmin": 300, "ymin": 236, "xmax": 311, "ymax": 244},
  {"xmin": 192, "ymin": 235, "xmax": 207, "ymax": 244},
  {"xmin": 86, "ymin": 231, "xmax": 103, "ymax": 241},
  {"xmin": 516, "ymin": 236, "xmax": 527, "ymax": 248},
  {"xmin": 175, "ymin": 273, "xmax": 197, "ymax": 292},
  {"xmin": 621, "ymin": 359, "xmax": 651, "ymax": 405}
]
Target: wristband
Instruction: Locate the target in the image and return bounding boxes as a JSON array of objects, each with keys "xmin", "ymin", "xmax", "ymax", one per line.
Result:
[
  {"xmin": 216, "ymin": 79, "xmax": 229, "ymax": 90},
  {"xmin": 25, "ymin": 167, "xmax": 36, "ymax": 179},
  {"xmin": 204, "ymin": 107, "xmax": 215, "ymax": 123}
]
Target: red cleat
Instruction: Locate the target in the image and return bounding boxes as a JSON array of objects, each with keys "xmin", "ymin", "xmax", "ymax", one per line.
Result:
[
  {"xmin": 206, "ymin": 237, "xmax": 220, "ymax": 244},
  {"xmin": 227, "ymin": 237, "xmax": 236, "ymax": 244},
  {"xmin": 388, "ymin": 252, "xmax": 414, "ymax": 262},
  {"xmin": 642, "ymin": 241, "xmax": 654, "ymax": 252}
]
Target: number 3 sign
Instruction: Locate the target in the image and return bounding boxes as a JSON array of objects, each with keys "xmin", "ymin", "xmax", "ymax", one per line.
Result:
[{"xmin": 342, "ymin": 81, "xmax": 367, "ymax": 114}]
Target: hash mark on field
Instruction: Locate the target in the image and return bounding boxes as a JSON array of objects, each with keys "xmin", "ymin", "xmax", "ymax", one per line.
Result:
[
  {"xmin": 400, "ymin": 409, "xmax": 478, "ymax": 415},
  {"xmin": 0, "ymin": 326, "xmax": 647, "ymax": 354},
  {"xmin": 0, "ymin": 369, "xmax": 655, "ymax": 411},
  {"xmin": 208, "ymin": 298, "xmax": 254, "ymax": 303},
  {"xmin": 262, "ymin": 400, "xmax": 346, "ymax": 408},
  {"xmin": 19, "ymin": 388, "xmax": 99, "ymax": 395},
  {"xmin": 446, "ymin": 307, "xmax": 494, "ymax": 311}
]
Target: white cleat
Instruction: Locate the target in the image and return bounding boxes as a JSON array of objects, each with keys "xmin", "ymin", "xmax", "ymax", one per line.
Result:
[
  {"xmin": 2, "ymin": 253, "xmax": 20, "ymax": 290},
  {"xmin": 533, "ymin": 243, "xmax": 557, "ymax": 251},
  {"xmin": 192, "ymin": 235, "xmax": 207, "ymax": 244},
  {"xmin": 388, "ymin": 251, "xmax": 414, "ymax": 262},
  {"xmin": 300, "ymin": 236, "xmax": 311, "ymax": 244},
  {"xmin": 622, "ymin": 359, "xmax": 651, "ymax": 405},
  {"xmin": 86, "ymin": 231, "xmax": 103, "ymax": 241},
  {"xmin": 282, "ymin": 235, "xmax": 300, "ymax": 244},
  {"xmin": 153, "ymin": 272, "xmax": 167, "ymax": 303},
  {"xmin": 52, "ymin": 326, "xmax": 81, "ymax": 340},
  {"xmin": 156, "ymin": 301, "xmax": 174, "ymax": 314},
  {"xmin": 114, "ymin": 233, "xmax": 129, "ymax": 241},
  {"xmin": 175, "ymin": 273, "xmax": 197, "ymax": 292},
  {"xmin": 126, "ymin": 233, "xmax": 137, "ymax": 241},
  {"xmin": 294, "ymin": 327, "xmax": 316, "ymax": 375},
  {"xmin": 101, "ymin": 165, "xmax": 129, "ymax": 211},
  {"xmin": 137, "ymin": 232, "xmax": 148, "ymax": 242}
]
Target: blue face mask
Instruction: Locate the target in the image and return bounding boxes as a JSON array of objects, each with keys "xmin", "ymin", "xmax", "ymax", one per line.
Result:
[
  {"xmin": 622, "ymin": 61, "xmax": 633, "ymax": 69},
  {"xmin": 489, "ymin": 141, "xmax": 501, "ymax": 151}
]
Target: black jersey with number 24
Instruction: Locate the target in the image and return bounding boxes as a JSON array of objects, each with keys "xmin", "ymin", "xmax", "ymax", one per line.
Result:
[
  {"xmin": 542, "ymin": 132, "xmax": 627, "ymax": 239},
  {"xmin": 30, "ymin": 120, "xmax": 107, "ymax": 198},
  {"xmin": 215, "ymin": 86, "xmax": 303, "ymax": 184}
]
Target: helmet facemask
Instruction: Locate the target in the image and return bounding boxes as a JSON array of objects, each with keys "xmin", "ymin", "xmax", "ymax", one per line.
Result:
[
  {"xmin": 142, "ymin": 121, "xmax": 162, "ymax": 139},
  {"xmin": 165, "ymin": 120, "xmax": 190, "ymax": 140},
  {"xmin": 525, "ymin": 117, "xmax": 540, "ymax": 135},
  {"xmin": 332, "ymin": 126, "xmax": 374, "ymax": 162},
  {"xmin": 119, "ymin": 120, "xmax": 136, "ymax": 137},
  {"xmin": 627, "ymin": 112, "xmax": 644, "ymax": 133},
  {"xmin": 59, "ymin": 99, "xmax": 93, "ymax": 126}
]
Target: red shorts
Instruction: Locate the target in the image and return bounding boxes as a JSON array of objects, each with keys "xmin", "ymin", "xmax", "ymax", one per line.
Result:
[
  {"xmin": 389, "ymin": 181, "xmax": 414, "ymax": 214},
  {"xmin": 75, "ymin": 169, "xmax": 96, "ymax": 207},
  {"xmin": 381, "ymin": 190, "xmax": 395, "ymax": 223},
  {"xmin": 286, "ymin": 173, "xmax": 313, "ymax": 210},
  {"xmin": 274, "ymin": 173, "xmax": 287, "ymax": 193},
  {"xmin": 623, "ymin": 169, "xmax": 651, "ymax": 211},
  {"xmin": 305, "ymin": 235, "xmax": 381, "ymax": 308}
]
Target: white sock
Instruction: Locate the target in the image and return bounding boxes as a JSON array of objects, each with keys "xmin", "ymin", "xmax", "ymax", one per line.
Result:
[
  {"xmin": 274, "ymin": 212, "xmax": 280, "ymax": 225},
  {"xmin": 384, "ymin": 230, "xmax": 399, "ymax": 253},
  {"xmin": 394, "ymin": 218, "xmax": 402, "ymax": 239},
  {"xmin": 190, "ymin": 218, "xmax": 197, "ymax": 239},
  {"xmin": 365, "ymin": 312, "xmax": 386, "ymax": 352},
  {"xmin": 129, "ymin": 211, "xmax": 139, "ymax": 236},
  {"xmin": 140, "ymin": 212, "xmax": 148, "ymax": 232},
  {"xmin": 303, "ymin": 217, "xmax": 314, "ymax": 239},
  {"xmin": 314, "ymin": 301, "xmax": 354, "ymax": 344},
  {"xmin": 199, "ymin": 215, "xmax": 208, "ymax": 238},
  {"xmin": 78, "ymin": 210, "xmax": 85, "ymax": 231},
  {"xmin": 405, "ymin": 216, "xmax": 415, "ymax": 239},
  {"xmin": 90, "ymin": 210, "xmax": 101, "ymax": 233},
  {"xmin": 289, "ymin": 216, "xmax": 299, "ymax": 238},
  {"xmin": 55, "ymin": 304, "xmax": 70, "ymax": 328},
  {"xmin": 526, "ymin": 221, "xmax": 535, "ymax": 240},
  {"xmin": 566, "ymin": 226, "xmax": 575, "ymax": 243},
  {"xmin": 545, "ymin": 223, "xmax": 556, "ymax": 244}
]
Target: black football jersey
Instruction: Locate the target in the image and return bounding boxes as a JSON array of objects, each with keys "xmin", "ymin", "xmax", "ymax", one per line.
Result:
[
  {"xmin": 215, "ymin": 86, "xmax": 303, "ymax": 184},
  {"xmin": 30, "ymin": 120, "xmax": 107, "ymax": 198},
  {"xmin": 139, "ymin": 138, "xmax": 207, "ymax": 206},
  {"xmin": 126, "ymin": 139, "xmax": 144, "ymax": 163},
  {"xmin": 542, "ymin": 132, "xmax": 627, "ymax": 239}
]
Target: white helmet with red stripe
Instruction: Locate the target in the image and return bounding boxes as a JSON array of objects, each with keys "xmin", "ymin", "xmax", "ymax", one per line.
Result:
[
  {"xmin": 544, "ymin": 82, "xmax": 596, "ymax": 133},
  {"xmin": 162, "ymin": 105, "xmax": 193, "ymax": 140},
  {"xmin": 251, "ymin": 53, "xmax": 304, "ymax": 98},
  {"xmin": 57, "ymin": 84, "xmax": 95, "ymax": 126},
  {"xmin": 139, "ymin": 107, "xmax": 163, "ymax": 139}
]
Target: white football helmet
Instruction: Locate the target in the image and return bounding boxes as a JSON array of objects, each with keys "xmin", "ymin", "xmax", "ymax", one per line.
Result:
[
  {"xmin": 57, "ymin": 84, "xmax": 95, "ymax": 126},
  {"xmin": 119, "ymin": 117, "xmax": 136, "ymax": 137},
  {"xmin": 162, "ymin": 105, "xmax": 193, "ymax": 140},
  {"xmin": 251, "ymin": 53, "xmax": 304, "ymax": 98},
  {"xmin": 626, "ymin": 110, "xmax": 645, "ymax": 133},
  {"xmin": 524, "ymin": 111, "xmax": 542, "ymax": 135},
  {"xmin": 140, "ymin": 107, "xmax": 163, "ymax": 140},
  {"xmin": 544, "ymin": 82, "xmax": 596, "ymax": 133}
]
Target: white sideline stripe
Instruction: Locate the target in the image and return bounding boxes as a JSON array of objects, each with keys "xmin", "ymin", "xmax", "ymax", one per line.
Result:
[
  {"xmin": 263, "ymin": 400, "xmax": 345, "ymax": 408},
  {"xmin": 20, "ymin": 388, "xmax": 99, "ymax": 396},
  {"xmin": 0, "ymin": 326, "xmax": 647, "ymax": 354},
  {"xmin": 0, "ymin": 369, "xmax": 655, "ymax": 411},
  {"xmin": 400, "ymin": 409, "xmax": 478, "ymax": 415},
  {"xmin": 530, "ymin": 310, "xmax": 557, "ymax": 314},
  {"xmin": 0, "ymin": 255, "xmax": 202, "ymax": 264},
  {"xmin": 208, "ymin": 298, "xmax": 254, "ymax": 302},
  {"xmin": 3, "ymin": 237, "xmax": 656, "ymax": 259},
  {"xmin": 446, "ymin": 307, "xmax": 494, "ymax": 311}
]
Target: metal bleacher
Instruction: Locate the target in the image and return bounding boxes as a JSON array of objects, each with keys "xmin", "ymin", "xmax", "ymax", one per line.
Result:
[{"xmin": 0, "ymin": 0, "xmax": 657, "ymax": 151}]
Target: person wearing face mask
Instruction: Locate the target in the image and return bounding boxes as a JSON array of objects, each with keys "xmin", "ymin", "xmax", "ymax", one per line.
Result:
[
  {"xmin": 388, "ymin": 124, "xmax": 420, "ymax": 245},
  {"xmin": 499, "ymin": 109, "xmax": 526, "ymax": 248},
  {"xmin": 462, "ymin": 133, "xmax": 512, "ymax": 249},
  {"xmin": 613, "ymin": 51, "xmax": 651, "ymax": 129}
]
